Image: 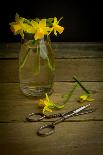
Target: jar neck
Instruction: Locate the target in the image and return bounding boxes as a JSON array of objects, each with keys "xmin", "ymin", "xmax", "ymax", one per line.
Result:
[
  {"xmin": 21, "ymin": 33, "xmax": 34, "ymax": 44},
  {"xmin": 21, "ymin": 33, "xmax": 50, "ymax": 44}
]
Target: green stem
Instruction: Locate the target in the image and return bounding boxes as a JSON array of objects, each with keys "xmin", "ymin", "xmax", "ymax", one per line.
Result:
[
  {"xmin": 47, "ymin": 57, "xmax": 55, "ymax": 71},
  {"xmin": 73, "ymin": 75, "xmax": 90, "ymax": 94},
  {"xmin": 47, "ymin": 37, "xmax": 55, "ymax": 71},
  {"xmin": 62, "ymin": 83, "xmax": 78, "ymax": 104},
  {"xmin": 19, "ymin": 48, "xmax": 30, "ymax": 70},
  {"xmin": 34, "ymin": 45, "xmax": 40, "ymax": 75}
]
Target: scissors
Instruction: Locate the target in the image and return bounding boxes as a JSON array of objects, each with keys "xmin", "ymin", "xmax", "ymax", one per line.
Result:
[{"xmin": 26, "ymin": 104, "xmax": 96, "ymax": 137}]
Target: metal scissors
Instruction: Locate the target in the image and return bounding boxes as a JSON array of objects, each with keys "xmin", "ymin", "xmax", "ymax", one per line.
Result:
[{"xmin": 26, "ymin": 104, "xmax": 95, "ymax": 136}]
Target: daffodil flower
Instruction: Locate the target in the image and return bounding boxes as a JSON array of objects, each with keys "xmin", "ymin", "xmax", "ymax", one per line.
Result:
[
  {"xmin": 52, "ymin": 17, "xmax": 64, "ymax": 36},
  {"xmin": 39, "ymin": 93, "xmax": 64, "ymax": 113},
  {"xmin": 78, "ymin": 94, "xmax": 95, "ymax": 103},
  {"xmin": 31, "ymin": 19, "xmax": 52, "ymax": 40},
  {"xmin": 9, "ymin": 13, "xmax": 25, "ymax": 38},
  {"xmin": 10, "ymin": 14, "xmax": 64, "ymax": 40}
]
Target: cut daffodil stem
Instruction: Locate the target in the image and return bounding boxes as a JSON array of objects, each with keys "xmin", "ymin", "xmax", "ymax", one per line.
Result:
[
  {"xmin": 62, "ymin": 83, "xmax": 78, "ymax": 104},
  {"xmin": 73, "ymin": 76, "xmax": 90, "ymax": 94},
  {"xmin": 47, "ymin": 57, "xmax": 55, "ymax": 71},
  {"xmin": 19, "ymin": 48, "xmax": 30, "ymax": 70}
]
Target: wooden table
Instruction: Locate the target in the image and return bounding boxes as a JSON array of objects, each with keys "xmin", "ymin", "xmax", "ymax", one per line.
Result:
[{"xmin": 0, "ymin": 42, "xmax": 103, "ymax": 155}]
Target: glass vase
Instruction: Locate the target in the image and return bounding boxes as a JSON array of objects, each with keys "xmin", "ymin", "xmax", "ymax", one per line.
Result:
[{"xmin": 19, "ymin": 34, "xmax": 55, "ymax": 98}]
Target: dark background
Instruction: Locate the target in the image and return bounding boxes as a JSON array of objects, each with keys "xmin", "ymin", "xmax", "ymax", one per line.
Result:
[{"xmin": 0, "ymin": 0, "xmax": 103, "ymax": 42}]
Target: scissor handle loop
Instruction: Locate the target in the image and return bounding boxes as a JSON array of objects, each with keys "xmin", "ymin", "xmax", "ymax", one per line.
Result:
[
  {"xmin": 37, "ymin": 123, "xmax": 55, "ymax": 137},
  {"xmin": 26, "ymin": 113, "xmax": 45, "ymax": 122},
  {"xmin": 26, "ymin": 112, "xmax": 63, "ymax": 122}
]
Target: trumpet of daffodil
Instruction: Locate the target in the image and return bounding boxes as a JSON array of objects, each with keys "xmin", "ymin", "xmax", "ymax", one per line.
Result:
[
  {"xmin": 39, "ymin": 93, "xmax": 64, "ymax": 114},
  {"xmin": 10, "ymin": 23, "xmax": 22, "ymax": 33},
  {"xmin": 52, "ymin": 17, "xmax": 64, "ymax": 36},
  {"xmin": 78, "ymin": 94, "xmax": 95, "ymax": 103},
  {"xmin": 32, "ymin": 19, "xmax": 52, "ymax": 40}
]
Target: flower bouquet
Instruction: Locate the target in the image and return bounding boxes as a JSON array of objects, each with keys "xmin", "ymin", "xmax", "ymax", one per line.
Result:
[{"xmin": 9, "ymin": 13, "xmax": 64, "ymax": 97}]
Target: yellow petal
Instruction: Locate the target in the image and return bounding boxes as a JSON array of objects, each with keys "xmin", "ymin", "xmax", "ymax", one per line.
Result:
[
  {"xmin": 80, "ymin": 95, "xmax": 88, "ymax": 100},
  {"xmin": 53, "ymin": 17, "xmax": 58, "ymax": 24},
  {"xmin": 21, "ymin": 23, "xmax": 35, "ymax": 33},
  {"xmin": 31, "ymin": 20, "xmax": 38, "ymax": 29},
  {"xmin": 39, "ymin": 19, "xmax": 46, "ymax": 27},
  {"xmin": 54, "ymin": 29, "xmax": 57, "ymax": 36},
  {"xmin": 43, "ymin": 106, "xmax": 52, "ymax": 113},
  {"xmin": 87, "ymin": 97, "xmax": 95, "ymax": 102},
  {"xmin": 39, "ymin": 99, "xmax": 46, "ymax": 107},
  {"xmin": 78, "ymin": 94, "xmax": 94, "ymax": 103}
]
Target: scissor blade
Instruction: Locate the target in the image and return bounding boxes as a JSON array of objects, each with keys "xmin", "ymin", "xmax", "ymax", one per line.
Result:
[
  {"xmin": 63, "ymin": 104, "xmax": 91, "ymax": 119},
  {"xmin": 73, "ymin": 104, "xmax": 91, "ymax": 114}
]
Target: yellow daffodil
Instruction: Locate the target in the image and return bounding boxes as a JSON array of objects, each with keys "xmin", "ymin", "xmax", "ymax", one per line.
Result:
[
  {"xmin": 52, "ymin": 17, "xmax": 64, "ymax": 36},
  {"xmin": 31, "ymin": 19, "xmax": 52, "ymax": 40},
  {"xmin": 78, "ymin": 94, "xmax": 95, "ymax": 103},
  {"xmin": 39, "ymin": 93, "xmax": 64, "ymax": 114},
  {"xmin": 9, "ymin": 13, "xmax": 22, "ymax": 34},
  {"xmin": 9, "ymin": 13, "xmax": 25, "ymax": 38},
  {"xmin": 10, "ymin": 14, "xmax": 64, "ymax": 40}
]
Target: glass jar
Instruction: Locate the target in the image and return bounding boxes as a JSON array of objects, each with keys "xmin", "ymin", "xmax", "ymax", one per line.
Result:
[{"xmin": 19, "ymin": 34, "xmax": 55, "ymax": 98}]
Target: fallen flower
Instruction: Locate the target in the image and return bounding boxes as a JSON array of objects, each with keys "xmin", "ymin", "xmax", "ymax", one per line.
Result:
[
  {"xmin": 39, "ymin": 93, "xmax": 64, "ymax": 113},
  {"xmin": 78, "ymin": 94, "xmax": 95, "ymax": 103}
]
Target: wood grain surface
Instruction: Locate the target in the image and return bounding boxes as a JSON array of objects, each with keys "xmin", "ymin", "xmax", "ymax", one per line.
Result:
[{"xmin": 0, "ymin": 42, "xmax": 103, "ymax": 155}]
